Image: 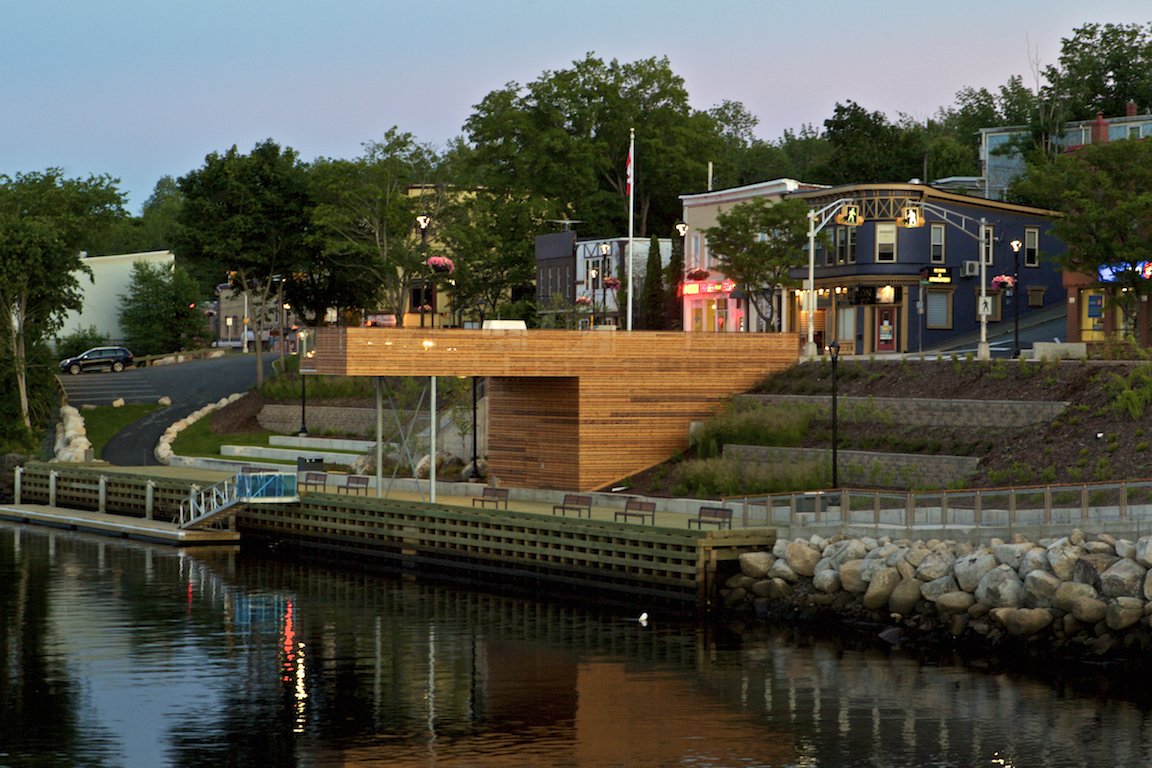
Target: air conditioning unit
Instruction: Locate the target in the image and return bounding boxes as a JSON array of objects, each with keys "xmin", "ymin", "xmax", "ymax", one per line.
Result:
[{"xmin": 961, "ymin": 261, "xmax": 981, "ymax": 277}]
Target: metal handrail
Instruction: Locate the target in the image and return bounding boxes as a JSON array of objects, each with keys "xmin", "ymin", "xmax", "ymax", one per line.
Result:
[{"xmin": 179, "ymin": 471, "xmax": 299, "ymax": 528}]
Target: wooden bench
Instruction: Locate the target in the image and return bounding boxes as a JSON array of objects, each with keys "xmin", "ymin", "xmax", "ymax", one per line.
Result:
[
  {"xmin": 552, "ymin": 493, "xmax": 593, "ymax": 518},
  {"xmin": 299, "ymin": 471, "xmax": 327, "ymax": 493},
  {"xmin": 614, "ymin": 498, "xmax": 656, "ymax": 525},
  {"xmin": 472, "ymin": 486, "xmax": 509, "ymax": 509},
  {"xmin": 688, "ymin": 505, "xmax": 733, "ymax": 529},
  {"xmin": 339, "ymin": 475, "xmax": 369, "ymax": 495}
]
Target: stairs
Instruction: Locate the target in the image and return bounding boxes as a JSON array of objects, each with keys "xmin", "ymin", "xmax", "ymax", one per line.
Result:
[{"xmin": 179, "ymin": 471, "xmax": 299, "ymax": 529}]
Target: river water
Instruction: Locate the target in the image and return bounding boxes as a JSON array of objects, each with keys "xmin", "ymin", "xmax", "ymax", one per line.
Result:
[{"xmin": 2, "ymin": 521, "xmax": 1150, "ymax": 768}]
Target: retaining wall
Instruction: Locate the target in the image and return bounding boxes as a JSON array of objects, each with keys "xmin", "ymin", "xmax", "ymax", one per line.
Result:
[{"xmin": 741, "ymin": 394, "xmax": 1067, "ymax": 428}]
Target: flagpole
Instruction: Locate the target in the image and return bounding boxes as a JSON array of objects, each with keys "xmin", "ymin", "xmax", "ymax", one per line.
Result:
[{"xmin": 627, "ymin": 127, "xmax": 635, "ymax": 331}]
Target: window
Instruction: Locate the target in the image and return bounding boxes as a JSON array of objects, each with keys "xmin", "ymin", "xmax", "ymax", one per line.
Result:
[
  {"xmin": 836, "ymin": 227, "xmax": 846, "ymax": 264},
  {"xmin": 925, "ymin": 290, "xmax": 952, "ymax": 329},
  {"xmin": 930, "ymin": 224, "xmax": 945, "ymax": 263},
  {"xmin": 846, "ymin": 227, "xmax": 856, "ymax": 264},
  {"xmin": 876, "ymin": 223, "xmax": 896, "ymax": 262},
  {"xmin": 1024, "ymin": 227, "xmax": 1039, "ymax": 267}
]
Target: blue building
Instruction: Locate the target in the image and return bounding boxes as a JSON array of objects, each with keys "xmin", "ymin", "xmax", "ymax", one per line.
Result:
[{"xmin": 681, "ymin": 181, "xmax": 1066, "ymax": 356}]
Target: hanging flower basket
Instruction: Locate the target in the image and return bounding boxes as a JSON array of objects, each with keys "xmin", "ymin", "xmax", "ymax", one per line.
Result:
[
  {"xmin": 602, "ymin": 276, "xmax": 621, "ymax": 290},
  {"xmin": 574, "ymin": 295, "xmax": 592, "ymax": 307},
  {"xmin": 686, "ymin": 268, "xmax": 710, "ymax": 281},
  {"xmin": 426, "ymin": 255, "xmax": 455, "ymax": 274},
  {"xmin": 991, "ymin": 274, "xmax": 1015, "ymax": 291}
]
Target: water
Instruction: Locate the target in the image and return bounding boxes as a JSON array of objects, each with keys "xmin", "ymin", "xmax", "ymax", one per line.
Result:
[{"xmin": 2, "ymin": 522, "xmax": 1150, "ymax": 768}]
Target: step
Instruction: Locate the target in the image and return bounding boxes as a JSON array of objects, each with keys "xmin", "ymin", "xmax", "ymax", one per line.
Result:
[
  {"xmin": 220, "ymin": 445, "xmax": 361, "ymax": 466},
  {"xmin": 269, "ymin": 435, "xmax": 378, "ymax": 452}
]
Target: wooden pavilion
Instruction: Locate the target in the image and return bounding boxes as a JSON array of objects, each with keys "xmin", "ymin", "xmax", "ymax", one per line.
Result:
[{"xmin": 308, "ymin": 328, "xmax": 800, "ymax": 491}]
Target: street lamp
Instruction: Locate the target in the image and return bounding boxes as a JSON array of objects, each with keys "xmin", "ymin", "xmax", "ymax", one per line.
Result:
[
  {"xmin": 297, "ymin": 329, "xmax": 309, "ymax": 437},
  {"xmin": 416, "ymin": 214, "xmax": 431, "ymax": 328},
  {"xmin": 1010, "ymin": 238, "xmax": 1023, "ymax": 359},
  {"xmin": 598, "ymin": 242, "xmax": 613, "ymax": 324},
  {"xmin": 588, "ymin": 266, "xmax": 598, "ymax": 327},
  {"xmin": 827, "ymin": 340, "xmax": 840, "ymax": 489}
]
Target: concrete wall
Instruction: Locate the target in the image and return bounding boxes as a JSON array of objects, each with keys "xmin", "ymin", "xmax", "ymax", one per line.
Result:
[{"xmin": 741, "ymin": 394, "xmax": 1067, "ymax": 428}]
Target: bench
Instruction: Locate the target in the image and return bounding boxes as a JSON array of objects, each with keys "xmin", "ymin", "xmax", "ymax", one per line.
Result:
[
  {"xmin": 472, "ymin": 486, "xmax": 509, "ymax": 509},
  {"xmin": 299, "ymin": 471, "xmax": 327, "ymax": 493},
  {"xmin": 339, "ymin": 475, "xmax": 370, "ymax": 495},
  {"xmin": 688, "ymin": 505, "xmax": 733, "ymax": 530},
  {"xmin": 614, "ymin": 498, "xmax": 656, "ymax": 525},
  {"xmin": 552, "ymin": 493, "xmax": 593, "ymax": 518}
]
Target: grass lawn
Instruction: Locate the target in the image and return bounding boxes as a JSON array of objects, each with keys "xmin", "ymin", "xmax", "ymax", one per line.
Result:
[
  {"xmin": 171, "ymin": 413, "xmax": 275, "ymax": 459},
  {"xmin": 82, "ymin": 404, "xmax": 161, "ymax": 458}
]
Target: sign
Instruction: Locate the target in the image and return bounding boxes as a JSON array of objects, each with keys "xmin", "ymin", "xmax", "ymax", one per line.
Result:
[
  {"xmin": 835, "ymin": 204, "xmax": 863, "ymax": 226},
  {"xmin": 920, "ymin": 266, "xmax": 952, "ymax": 284},
  {"xmin": 978, "ymin": 295, "xmax": 993, "ymax": 317},
  {"xmin": 1087, "ymin": 294, "xmax": 1103, "ymax": 318},
  {"xmin": 898, "ymin": 206, "xmax": 924, "ymax": 228}
]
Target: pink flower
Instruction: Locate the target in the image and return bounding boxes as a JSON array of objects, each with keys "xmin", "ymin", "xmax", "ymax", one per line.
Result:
[
  {"xmin": 426, "ymin": 255, "xmax": 455, "ymax": 274},
  {"xmin": 603, "ymin": 276, "xmax": 621, "ymax": 290},
  {"xmin": 991, "ymin": 274, "xmax": 1015, "ymax": 290}
]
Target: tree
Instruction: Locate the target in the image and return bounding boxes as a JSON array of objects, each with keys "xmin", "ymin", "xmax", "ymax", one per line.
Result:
[
  {"xmin": 436, "ymin": 189, "xmax": 545, "ymax": 323},
  {"xmin": 1011, "ymin": 138, "xmax": 1152, "ymax": 335},
  {"xmin": 118, "ymin": 261, "xmax": 208, "ymax": 355},
  {"xmin": 663, "ymin": 232, "xmax": 685, "ymax": 330},
  {"xmin": 0, "ymin": 170, "xmax": 125, "ymax": 431},
  {"xmin": 175, "ymin": 140, "xmax": 313, "ymax": 386},
  {"xmin": 701, "ymin": 197, "xmax": 811, "ymax": 331},
  {"xmin": 306, "ymin": 130, "xmax": 441, "ymax": 327},
  {"xmin": 1044, "ymin": 22, "xmax": 1152, "ymax": 122},
  {"xmin": 814, "ymin": 101, "xmax": 923, "ymax": 184},
  {"xmin": 463, "ymin": 54, "xmax": 724, "ymax": 238},
  {"xmin": 639, "ymin": 234, "xmax": 665, "ymax": 329}
]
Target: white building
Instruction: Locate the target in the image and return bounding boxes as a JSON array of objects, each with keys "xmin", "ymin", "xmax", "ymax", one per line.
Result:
[{"xmin": 61, "ymin": 250, "xmax": 175, "ymax": 343}]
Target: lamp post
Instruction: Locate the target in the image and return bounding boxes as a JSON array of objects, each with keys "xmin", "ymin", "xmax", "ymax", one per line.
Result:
[
  {"xmin": 1010, "ymin": 238, "xmax": 1023, "ymax": 359},
  {"xmin": 588, "ymin": 266, "xmax": 598, "ymax": 327},
  {"xmin": 598, "ymin": 241, "xmax": 612, "ymax": 324},
  {"xmin": 416, "ymin": 214, "xmax": 431, "ymax": 328},
  {"xmin": 297, "ymin": 329, "xmax": 309, "ymax": 437},
  {"xmin": 471, "ymin": 376, "xmax": 479, "ymax": 479},
  {"xmin": 827, "ymin": 340, "xmax": 840, "ymax": 489}
]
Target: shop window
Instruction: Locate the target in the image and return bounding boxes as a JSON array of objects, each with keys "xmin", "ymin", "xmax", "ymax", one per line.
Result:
[{"xmin": 925, "ymin": 290, "xmax": 952, "ymax": 329}]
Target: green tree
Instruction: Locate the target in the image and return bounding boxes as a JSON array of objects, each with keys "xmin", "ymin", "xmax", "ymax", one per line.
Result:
[
  {"xmin": 118, "ymin": 261, "xmax": 208, "ymax": 355},
  {"xmin": 1011, "ymin": 138, "xmax": 1152, "ymax": 334},
  {"xmin": 463, "ymin": 53, "xmax": 723, "ymax": 238},
  {"xmin": 640, "ymin": 234, "xmax": 665, "ymax": 329},
  {"xmin": 815, "ymin": 101, "xmax": 924, "ymax": 184},
  {"xmin": 663, "ymin": 232, "xmax": 685, "ymax": 330},
  {"xmin": 175, "ymin": 140, "xmax": 313, "ymax": 386},
  {"xmin": 437, "ymin": 189, "xmax": 545, "ymax": 323},
  {"xmin": 0, "ymin": 170, "xmax": 125, "ymax": 431},
  {"xmin": 1044, "ymin": 22, "xmax": 1152, "ymax": 121},
  {"xmin": 701, "ymin": 197, "xmax": 811, "ymax": 332},
  {"xmin": 306, "ymin": 129, "xmax": 439, "ymax": 327}
]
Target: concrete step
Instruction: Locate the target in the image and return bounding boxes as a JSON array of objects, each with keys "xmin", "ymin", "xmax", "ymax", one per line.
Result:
[
  {"xmin": 220, "ymin": 445, "xmax": 361, "ymax": 466},
  {"xmin": 269, "ymin": 435, "xmax": 378, "ymax": 452}
]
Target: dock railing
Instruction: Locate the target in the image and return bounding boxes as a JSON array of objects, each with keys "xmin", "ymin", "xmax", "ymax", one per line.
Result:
[
  {"xmin": 728, "ymin": 480, "xmax": 1152, "ymax": 541},
  {"xmin": 179, "ymin": 471, "xmax": 298, "ymax": 529}
]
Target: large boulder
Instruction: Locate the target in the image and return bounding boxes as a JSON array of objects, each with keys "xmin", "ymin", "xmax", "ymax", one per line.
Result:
[
  {"xmin": 1023, "ymin": 569, "xmax": 1063, "ymax": 608},
  {"xmin": 739, "ymin": 551, "xmax": 775, "ymax": 579},
  {"xmin": 1099, "ymin": 559, "xmax": 1147, "ymax": 599},
  {"xmin": 920, "ymin": 574, "xmax": 959, "ymax": 602},
  {"xmin": 1070, "ymin": 596, "xmax": 1107, "ymax": 624},
  {"xmin": 1134, "ymin": 536, "xmax": 1152, "ymax": 568},
  {"xmin": 1106, "ymin": 597, "xmax": 1145, "ymax": 631},
  {"xmin": 993, "ymin": 607, "xmax": 1055, "ymax": 636},
  {"xmin": 1053, "ymin": 581, "xmax": 1098, "ymax": 613},
  {"xmin": 838, "ymin": 560, "xmax": 869, "ymax": 594},
  {"xmin": 785, "ymin": 540, "xmax": 821, "ymax": 578},
  {"xmin": 935, "ymin": 591, "xmax": 976, "ymax": 614},
  {"xmin": 915, "ymin": 549, "xmax": 956, "ymax": 582},
  {"xmin": 862, "ymin": 567, "xmax": 901, "ymax": 610},
  {"xmin": 975, "ymin": 565, "xmax": 1024, "ymax": 609},
  {"xmin": 1017, "ymin": 547, "xmax": 1051, "ymax": 579},
  {"xmin": 955, "ymin": 552, "xmax": 998, "ymax": 593},
  {"xmin": 1047, "ymin": 541, "xmax": 1082, "ymax": 581},
  {"xmin": 888, "ymin": 577, "xmax": 923, "ymax": 616}
]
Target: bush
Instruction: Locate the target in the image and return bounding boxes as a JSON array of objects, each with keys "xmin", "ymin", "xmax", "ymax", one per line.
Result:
[
  {"xmin": 55, "ymin": 326, "xmax": 109, "ymax": 359},
  {"xmin": 689, "ymin": 400, "xmax": 819, "ymax": 454}
]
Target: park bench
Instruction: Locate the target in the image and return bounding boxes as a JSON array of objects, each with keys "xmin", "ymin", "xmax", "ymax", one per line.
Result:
[
  {"xmin": 688, "ymin": 505, "xmax": 733, "ymax": 530},
  {"xmin": 299, "ymin": 471, "xmax": 327, "ymax": 493},
  {"xmin": 614, "ymin": 498, "xmax": 656, "ymax": 525},
  {"xmin": 339, "ymin": 475, "xmax": 370, "ymax": 495},
  {"xmin": 472, "ymin": 486, "xmax": 509, "ymax": 509},
  {"xmin": 552, "ymin": 493, "xmax": 593, "ymax": 519}
]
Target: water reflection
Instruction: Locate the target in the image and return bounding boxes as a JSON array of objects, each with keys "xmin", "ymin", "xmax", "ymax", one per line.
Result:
[{"xmin": 1, "ymin": 521, "xmax": 1150, "ymax": 767}]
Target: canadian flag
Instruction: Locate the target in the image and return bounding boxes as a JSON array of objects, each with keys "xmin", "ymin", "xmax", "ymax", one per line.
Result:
[{"xmin": 626, "ymin": 146, "xmax": 633, "ymax": 195}]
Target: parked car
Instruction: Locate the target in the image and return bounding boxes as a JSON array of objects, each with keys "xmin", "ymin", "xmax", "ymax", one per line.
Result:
[{"xmin": 59, "ymin": 346, "xmax": 135, "ymax": 374}]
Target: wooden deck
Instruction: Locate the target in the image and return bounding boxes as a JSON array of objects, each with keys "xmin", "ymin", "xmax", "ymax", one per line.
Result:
[{"xmin": 309, "ymin": 328, "xmax": 800, "ymax": 491}]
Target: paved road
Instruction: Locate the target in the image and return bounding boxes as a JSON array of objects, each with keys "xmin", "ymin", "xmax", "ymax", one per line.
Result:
[{"xmin": 68, "ymin": 354, "xmax": 278, "ymax": 467}]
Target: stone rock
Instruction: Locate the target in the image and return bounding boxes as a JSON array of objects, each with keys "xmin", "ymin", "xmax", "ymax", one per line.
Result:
[
  {"xmin": 1054, "ymin": 581, "xmax": 1098, "ymax": 613},
  {"xmin": 838, "ymin": 560, "xmax": 868, "ymax": 594},
  {"xmin": 915, "ymin": 549, "xmax": 955, "ymax": 581},
  {"xmin": 904, "ymin": 544, "xmax": 929, "ymax": 569},
  {"xmin": 862, "ymin": 567, "xmax": 901, "ymax": 610},
  {"xmin": 1047, "ymin": 541, "xmax": 1082, "ymax": 581},
  {"xmin": 1099, "ymin": 558, "xmax": 1147, "ymax": 599},
  {"xmin": 935, "ymin": 591, "xmax": 976, "ymax": 614},
  {"xmin": 766, "ymin": 559, "xmax": 798, "ymax": 583},
  {"xmin": 813, "ymin": 569, "xmax": 842, "ymax": 594},
  {"xmin": 772, "ymin": 539, "xmax": 789, "ymax": 559},
  {"xmin": 1023, "ymin": 569, "xmax": 1063, "ymax": 608},
  {"xmin": 766, "ymin": 578, "xmax": 793, "ymax": 600},
  {"xmin": 824, "ymin": 539, "xmax": 867, "ymax": 567},
  {"xmin": 739, "ymin": 551, "xmax": 775, "ymax": 579},
  {"xmin": 889, "ymin": 577, "xmax": 923, "ymax": 616},
  {"xmin": 785, "ymin": 540, "xmax": 821, "ymax": 577},
  {"xmin": 1075, "ymin": 553, "xmax": 1117, "ymax": 588},
  {"xmin": 1115, "ymin": 539, "xmax": 1137, "ymax": 561},
  {"xmin": 920, "ymin": 574, "xmax": 958, "ymax": 602},
  {"xmin": 995, "ymin": 607, "xmax": 1055, "ymax": 636},
  {"xmin": 750, "ymin": 580, "xmax": 775, "ymax": 598},
  {"xmin": 955, "ymin": 552, "xmax": 997, "ymax": 593},
  {"xmin": 157, "ymin": 395, "xmax": 172, "ymax": 406},
  {"xmin": 993, "ymin": 543, "xmax": 1031, "ymax": 570},
  {"xmin": 1106, "ymin": 597, "xmax": 1145, "ymax": 631},
  {"xmin": 725, "ymin": 573, "xmax": 755, "ymax": 590},
  {"xmin": 1017, "ymin": 547, "xmax": 1051, "ymax": 579},
  {"xmin": 723, "ymin": 587, "xmax": 748, "ymax": 607},
  {"xmin": 1135, "ymin": 536, "xmax": 1152, "ymax": 568},
  {"xmin": 975, "ymin": 565, "xmax": 1024, "ymax": 609},
  {"xmin": 1070, "ymin": 596, "xmax": 1107, "ymax": 624}
]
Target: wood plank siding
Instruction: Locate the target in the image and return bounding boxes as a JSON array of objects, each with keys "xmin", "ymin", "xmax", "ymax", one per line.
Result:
[{"xmin": 309, "ymin": 329, "xmax": 800, "ymax": 491}]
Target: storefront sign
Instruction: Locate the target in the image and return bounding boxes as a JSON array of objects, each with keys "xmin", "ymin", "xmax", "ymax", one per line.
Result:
[
  {"xmin": 681, "ymin": 279, "xmax": 736, "ymax": 296},
  {"xmin": 921, "ymin": 266, "xmax": 952, "ymax": 284}
]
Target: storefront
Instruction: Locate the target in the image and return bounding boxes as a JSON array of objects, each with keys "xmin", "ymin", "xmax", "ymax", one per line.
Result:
[{"xmin": 682, "ymin": 276, "xmax": 742, "ymax": 332}]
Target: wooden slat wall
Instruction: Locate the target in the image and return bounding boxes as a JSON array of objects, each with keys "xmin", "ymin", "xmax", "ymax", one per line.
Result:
[{"xmin": 310, "ymin": 329, "xmax": 800, "ymax": 491}]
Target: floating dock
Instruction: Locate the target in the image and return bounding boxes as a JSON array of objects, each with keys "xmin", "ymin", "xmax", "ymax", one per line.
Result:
[{"xmin": 0, "ymin": 503, "xmax": 240, "ymax": 546}]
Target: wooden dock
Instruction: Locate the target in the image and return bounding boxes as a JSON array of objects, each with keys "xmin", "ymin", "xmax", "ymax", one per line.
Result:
[{"xmin": 0, "ymin": 503, "xmax": 240, "ymax": 546}]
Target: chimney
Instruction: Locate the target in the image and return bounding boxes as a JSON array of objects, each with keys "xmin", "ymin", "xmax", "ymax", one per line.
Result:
[
  {"xmin": 1093, "ymin": 112, "xmax": 1108, "ymax": 144},
  {"xmin": 1127, "ymin": 100, "xmax": 1139, "ymax": 117}
]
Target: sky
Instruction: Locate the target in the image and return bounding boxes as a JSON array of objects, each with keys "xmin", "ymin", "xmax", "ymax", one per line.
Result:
[{"xmin": 2, "ymin": 0, "xmax": 1150, "ymax": 214}]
